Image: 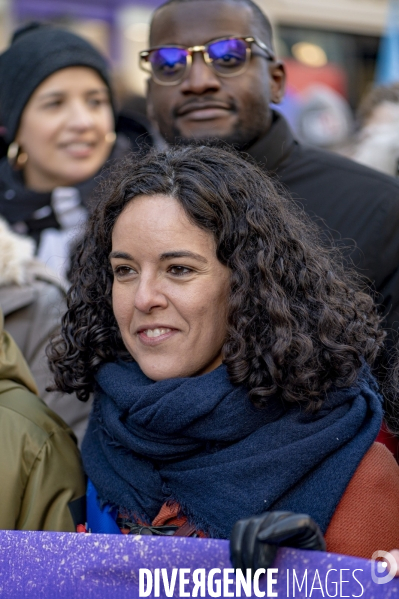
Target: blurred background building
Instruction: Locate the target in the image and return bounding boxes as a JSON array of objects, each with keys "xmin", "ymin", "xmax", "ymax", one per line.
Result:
[{"xmin": 0, "ymin": 0, "xmax": 397, "ymax": 147}]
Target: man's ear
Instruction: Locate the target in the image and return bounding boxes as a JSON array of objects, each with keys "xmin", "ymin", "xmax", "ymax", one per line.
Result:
[{"xmin": 269, "ymin": 61, "xmax": 286, "ymax": 105}]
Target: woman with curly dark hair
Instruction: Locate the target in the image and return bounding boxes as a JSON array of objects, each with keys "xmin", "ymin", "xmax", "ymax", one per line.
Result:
[{"xmin": 49, "ymin": 145, "xmax": 399, "ymax": 564}]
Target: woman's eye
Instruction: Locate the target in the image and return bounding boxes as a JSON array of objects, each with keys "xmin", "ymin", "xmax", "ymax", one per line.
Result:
[
  {"xmin": 113, "ymin": 265, "xmax": 135, "ymax": 278},
  {"xmin": 168, "ymin": 265, "xmax": 193, "ymax": 276},
  {"xmin": 88, "ymin": 97, "xmax": 110, "ymax": 108},
  {"xmin": 43, "ymin": 100, "xmax": 63, "ymax": 109}
]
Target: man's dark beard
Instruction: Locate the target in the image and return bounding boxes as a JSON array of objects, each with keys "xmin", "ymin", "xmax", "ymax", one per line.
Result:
[
  {"xmin": 171, "ymin": 131, "xmax": 260, "ymax": 151},
  {"xmin": 163, "ymin": 112, "xmax": 271, "ymax": 151}
]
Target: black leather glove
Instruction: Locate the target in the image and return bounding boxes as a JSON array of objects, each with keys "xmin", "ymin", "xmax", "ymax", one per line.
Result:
[{"xmin": 230, "ymin": 511, "xmax": 326, "ymax": 575}]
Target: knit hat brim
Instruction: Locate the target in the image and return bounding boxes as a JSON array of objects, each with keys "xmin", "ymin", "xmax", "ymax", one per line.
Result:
[{"xmin": 0, "ymin": 24, "xmax": 115, "ymax": 142}]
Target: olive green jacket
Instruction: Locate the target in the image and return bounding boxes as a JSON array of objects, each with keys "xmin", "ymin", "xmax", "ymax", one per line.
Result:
[{"xmin": 0, "ymin": 309, "xmax": 85, "ymax": 531}]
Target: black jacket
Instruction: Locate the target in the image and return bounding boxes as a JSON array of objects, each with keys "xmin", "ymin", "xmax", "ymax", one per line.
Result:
[{"xmin": 248, "ymin": 112, "xmax": 399, "ymax": 337}]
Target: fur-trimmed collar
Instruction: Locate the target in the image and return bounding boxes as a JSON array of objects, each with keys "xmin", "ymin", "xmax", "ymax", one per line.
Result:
[{"xmin": 0, "ymin": 218, "xmax": 35, "ymax": 286}]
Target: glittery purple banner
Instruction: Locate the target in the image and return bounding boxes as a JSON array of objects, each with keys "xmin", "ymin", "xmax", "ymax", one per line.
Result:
[{"xmin": 0, "ymin": 531, "xmax": 398, "ymax": 598}]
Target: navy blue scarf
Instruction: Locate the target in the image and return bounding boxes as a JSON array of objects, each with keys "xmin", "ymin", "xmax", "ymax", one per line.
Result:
[{"xmin": 82, "ymin": 361, "xmax": 383, "ymax": 538}]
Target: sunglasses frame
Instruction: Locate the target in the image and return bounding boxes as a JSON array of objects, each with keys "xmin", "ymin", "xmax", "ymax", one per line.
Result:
[{"xmin": 139, "ymin": 36, "xmax": 276, "ymax": 86}]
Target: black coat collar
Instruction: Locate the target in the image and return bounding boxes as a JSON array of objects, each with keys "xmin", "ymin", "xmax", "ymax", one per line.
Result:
[{"xmin": 247, "ymin": 111, "xmax": 296, "ymax": 172}]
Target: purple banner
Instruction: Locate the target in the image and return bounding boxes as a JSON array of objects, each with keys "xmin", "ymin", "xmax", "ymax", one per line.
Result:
[
  {"xmin": 0, "ymin": 531, "xmax": 398, "ymax": 598},
  {"xmin": 13, "ymin": 0, "xmax": 164, "ymax": 22}
]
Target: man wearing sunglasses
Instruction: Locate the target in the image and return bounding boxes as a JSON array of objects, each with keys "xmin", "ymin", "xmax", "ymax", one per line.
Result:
[
  {"xmin": 143, "ymin": 0, "xmax": 399, "ymax": 346},
  {"xmin": 143, "ymin": 0, "xmax": 281, "ymax": 147}
]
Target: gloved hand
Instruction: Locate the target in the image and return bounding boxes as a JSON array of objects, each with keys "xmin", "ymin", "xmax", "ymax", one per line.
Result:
[{"xmin": 230, "ymin": 511, "xmax": 326, "ymax": 575}]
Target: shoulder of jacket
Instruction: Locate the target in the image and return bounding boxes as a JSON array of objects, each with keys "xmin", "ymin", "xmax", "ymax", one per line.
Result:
[
  {"xmin": 28, "ymin": 260, "xmax": 68, "ymax": 293},
  {"xmin": 0, "ymin": 265, "xmax": 67, "ymax": 318},
  {"xmin": 0, "ymin": 284, "xmax": 36, "ymax": 316},
  {"xmin": 0, "ymin": 384, "xmax": 75, "ymax": 441},
  {"xmin": 295, "ymin": 144, "xmax": 399, "ymax": 194},
  {"xmin": 330, "ymin": 442, "xmax": 399, "ymax": 506},
  {"xmin": 351, "ymin": 441, "xmax": 399, "ymax": 480},
  {"xmin": 325, "ymin": 442, "xmax": 399, "ymax": 557},
  {"xmin": 0, "ymin": 386, "xmax": 79, "ymax": 502}
]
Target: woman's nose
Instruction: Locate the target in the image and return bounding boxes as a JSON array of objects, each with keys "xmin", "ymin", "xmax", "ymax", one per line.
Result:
[
  {"xmin": 68, "ymin": 100, "xmax": 95, "ymax": 130},
  {"xmin": 133, "ymin": 276, "xmax": 168, "ymax": 313}
]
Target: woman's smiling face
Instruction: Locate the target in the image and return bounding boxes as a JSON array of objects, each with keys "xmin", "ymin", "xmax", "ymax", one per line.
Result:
[
  {"xmin": 15, "ymin": 66, "xmax": 114, "ymax": 192},
  {"xmin": 110, "ymin": 194, "xmax": 230, "ymax": 380}
]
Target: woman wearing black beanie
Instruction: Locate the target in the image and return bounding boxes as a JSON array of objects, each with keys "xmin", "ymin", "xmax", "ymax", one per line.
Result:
[
  {"xmin": 0, "ymin": 24, "xmax": 137, "ymax": 444},
  {"xmin": 0, "ymin": 22, "xmax": 131, "ymax": 279}
]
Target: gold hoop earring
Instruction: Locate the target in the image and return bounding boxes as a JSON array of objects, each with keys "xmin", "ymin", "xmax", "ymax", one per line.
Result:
[
  {"xmin": 7, "ymin": 142, "xmax": 19, "ymax": 165},
  {"xmin": 105, "ymin": 131, "xmax": 117, "ymax": 144},
  {"xmin": 16, "ymin": 152, "xmax": 28, "ymax": 166},
  {"xmin": 7, "ymin": 142, "xmax": 28, "ymax": 168}
]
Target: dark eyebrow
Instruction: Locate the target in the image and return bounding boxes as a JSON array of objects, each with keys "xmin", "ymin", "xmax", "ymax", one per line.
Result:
[
  {"xmin": 38, "ymin": 88, "xmax": 109, "ymax": 101},
  {"xmin": 37, "ymin": 92, "xmax": 65, "ymax": 100},
  {"xmin": 109, "ymin": 251, "xmax": 134, "ymax": 260},
  {"xmin": 109, "ymin": 250, "xmax": 208, "ymax": 263},
  {"xmin": 86, "ymin": 88, "xmax": 110, "ymax": 95},
  {"xmin": 160, "ymin": 251, "xmax": 208, "ymax": 263}
]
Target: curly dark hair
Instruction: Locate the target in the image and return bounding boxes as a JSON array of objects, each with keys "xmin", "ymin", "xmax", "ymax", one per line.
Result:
[
  {"xmin": 382, "ymin": 340, "xmax": 399, "ymax": 435},
  {"xmin": 48, "ymin": 144, "xmax": 384, "ymax": 407}
]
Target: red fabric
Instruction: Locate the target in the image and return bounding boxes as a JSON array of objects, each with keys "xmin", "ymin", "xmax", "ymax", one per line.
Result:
[
  {"xmin": 325, "ymin": 442, "xmax": 399, "ymax": 558},
  {"xmin": 152, "ymin": 501, "xmax": 206, "ymax": 538},
  {"xmin": 76, "ymin": 524, "xmax": 87, "ymax": 533},
  {"xmin": 376, "ymin": 422, "xmax": 399, "ymax": 461}
]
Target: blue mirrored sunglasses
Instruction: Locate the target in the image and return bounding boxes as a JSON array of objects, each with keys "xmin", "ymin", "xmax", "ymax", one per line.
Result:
[{"xmin": 139, "ymin": 36, "xmax": 275, "ymax": 85}]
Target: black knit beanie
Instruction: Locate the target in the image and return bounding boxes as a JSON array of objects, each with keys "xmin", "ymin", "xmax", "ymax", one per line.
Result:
[{"xmin": 0, "ymin": 22, "xmax": 114, "ymax": 143}]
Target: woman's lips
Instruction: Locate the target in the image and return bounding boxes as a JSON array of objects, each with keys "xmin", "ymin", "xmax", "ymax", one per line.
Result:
[
  {"xmin": 137, "ymin": 327, "xmax": 179, "ymax": 346},
  {"xmin": 59, "ymin": 141, "xmax": 96, "ymax": 158}
]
